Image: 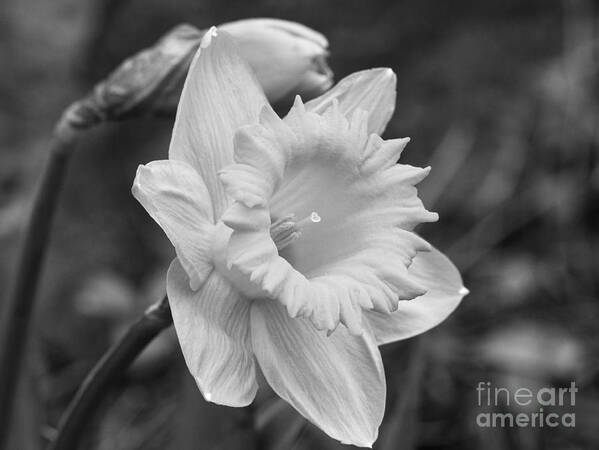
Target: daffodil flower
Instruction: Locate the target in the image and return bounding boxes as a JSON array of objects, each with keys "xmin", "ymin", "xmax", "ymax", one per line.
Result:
[{"xmin": 132, "ymin": 27, "xmax": 467, "ymax": 447}]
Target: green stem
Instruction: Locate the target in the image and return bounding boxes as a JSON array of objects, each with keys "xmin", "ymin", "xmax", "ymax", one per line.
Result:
[
  {"xmin": 0, "ymin": 122, "xmax": 78, "ymax": 450},
  {"xmin": 47, "ymin": 296, "xmax": 172, "ymax": 450}
]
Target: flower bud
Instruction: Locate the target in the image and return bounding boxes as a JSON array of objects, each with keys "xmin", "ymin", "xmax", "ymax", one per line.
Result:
[
  {"xmin": 219, "ymin": 18, "xmax": 333, "ymax": 103},
  {"xmin": 59, "ymin": 19, "xmax": 333, "ymax": 131}
]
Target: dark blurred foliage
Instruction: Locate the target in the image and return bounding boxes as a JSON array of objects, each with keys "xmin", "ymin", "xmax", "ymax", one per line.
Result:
[{"xmin": 1, "ymin": 0, "xmax": 598, "ymax": 449}]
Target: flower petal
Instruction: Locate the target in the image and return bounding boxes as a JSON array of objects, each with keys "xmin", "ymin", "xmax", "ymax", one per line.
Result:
[
  {"xmin": 250, "ymin": 300, "xmax": 386, "ymax": 447},
  {"xmin": 169, "ymin": 27, "xmax": 268, "ymax": 218},
  {"xmin": 304, "ymin": 68, "xmax": 396, "ymax": 135},
  {"xmin": 366, "ymin": 246, "xmax": 467, "ymax": 345},
  {"xmin": 166, "ymin": 258, "xmax": 258, "ymax": 406},
  {"xmin": 132, "ymin": 160, "xmax": 213, "ymax": 290}
]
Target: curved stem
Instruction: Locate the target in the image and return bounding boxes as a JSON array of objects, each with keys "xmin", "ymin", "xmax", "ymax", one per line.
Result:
[
  {"xmin": 48, "ymin": 296, "xmax": 173, "ymax": 450},
  {"xmin": 0, "ymin": 124, "xmax": 78, "ymax": 450},
  {"xmin": 0, "ymin": 26, "xmax": 203, "ymax": 448}
]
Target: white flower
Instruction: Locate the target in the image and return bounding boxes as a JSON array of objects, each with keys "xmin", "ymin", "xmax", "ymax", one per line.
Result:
[
  {"xmin": 132, "ymin": 27, "xmax": 466, "ymax": 447},
  {"xmin": 219, "ymin": 18, "xmax": 333, "ymax": 103}
]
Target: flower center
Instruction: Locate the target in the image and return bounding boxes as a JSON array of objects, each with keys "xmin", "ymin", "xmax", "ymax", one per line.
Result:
[{"xmin": 270, "ymin": 211, "xmax": 321, "ymax": 251}]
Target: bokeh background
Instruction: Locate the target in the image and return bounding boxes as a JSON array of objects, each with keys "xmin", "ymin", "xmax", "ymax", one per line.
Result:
[{"xmin": 1, "ymin": 0, "xmax": 598, "ymax": 449}]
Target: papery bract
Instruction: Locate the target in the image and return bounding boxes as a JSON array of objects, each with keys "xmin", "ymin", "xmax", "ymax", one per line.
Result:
[{"xmin": 132, "ymin": 27, "xmax": 467, "ymax": 447}]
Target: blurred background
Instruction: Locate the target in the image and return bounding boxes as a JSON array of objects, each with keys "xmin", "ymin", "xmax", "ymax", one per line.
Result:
[{"xmin": 1, "ymin": 0, "xmax": 598, "ymax": 449}]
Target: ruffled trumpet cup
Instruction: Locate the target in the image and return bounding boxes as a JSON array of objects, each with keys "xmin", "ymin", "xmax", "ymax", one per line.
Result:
[{"xmin": 132, "ymin": 27, "xmax": 467, "ymax": 447}]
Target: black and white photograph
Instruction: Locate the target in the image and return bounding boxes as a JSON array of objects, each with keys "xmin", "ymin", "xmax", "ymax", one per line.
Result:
[{"xmin": 0, "ymin": 1, "xmax": 596, "ymax": 449}]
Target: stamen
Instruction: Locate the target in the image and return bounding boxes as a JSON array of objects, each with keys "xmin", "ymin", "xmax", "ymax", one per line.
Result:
[
  {"xmin": 270, "ymin": 211, "xmax": 321, "ymax": 251},
  {"xmin": 270, "ymin": 214, "xmax": 299, "ymax": 251}
]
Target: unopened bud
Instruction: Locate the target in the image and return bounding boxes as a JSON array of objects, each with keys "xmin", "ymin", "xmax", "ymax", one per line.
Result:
[
  {"xmin": 220, "ymin": 18, "xmax": 334, "ymax": 104},
  {"xmin": 58, "ymin": 19, "xmax": 334, "ymax": 132}
]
